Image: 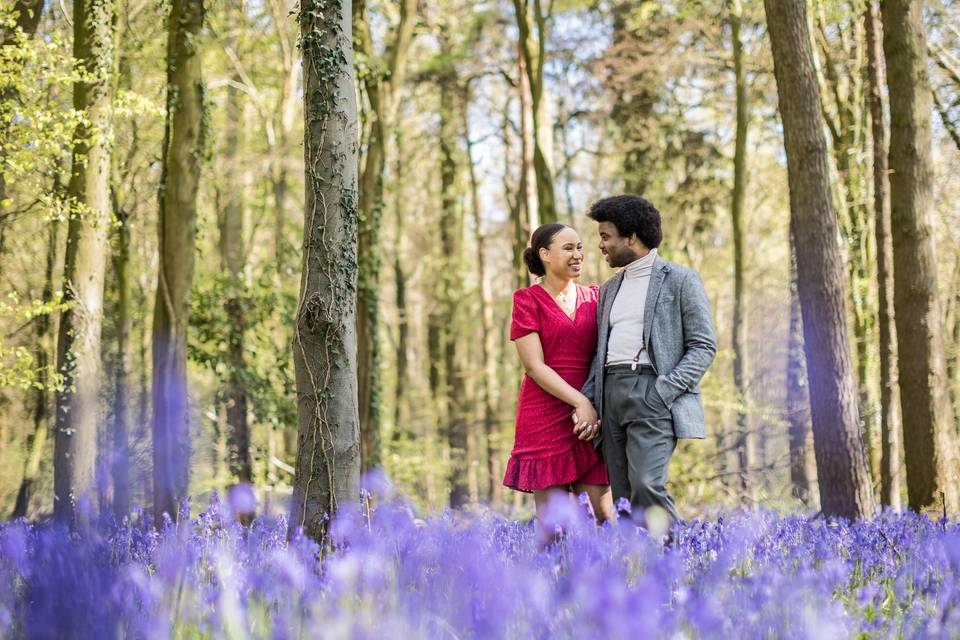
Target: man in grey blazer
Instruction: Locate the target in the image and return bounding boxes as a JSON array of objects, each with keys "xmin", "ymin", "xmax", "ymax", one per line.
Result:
[{"xmin": 578, "ymin": 195, "xmax": 717, "ymax": 526}]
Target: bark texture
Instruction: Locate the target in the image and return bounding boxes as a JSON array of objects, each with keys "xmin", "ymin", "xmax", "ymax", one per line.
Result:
[
  {"xmin": 289, "ymin": 0, "xmax": 361, "ymax": 542},
  {"xmin": 881, "ymin": 0, "xmax": 959, "ymax": 514},
  {"xmin": 53, "ymin": 0, "xmax": 116, "ymax": 523},
  {"xmin": 764, "ymin": 0, "xmax": 875, "ymax": 519}
]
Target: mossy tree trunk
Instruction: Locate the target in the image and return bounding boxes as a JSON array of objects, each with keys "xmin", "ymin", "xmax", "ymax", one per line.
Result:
[
  {"xmin": 764, "ymin": 0, "xmax": 875, "ymax": 519},
  {"xmin": 881, "ymin": 0, "xmax": 960, "ymax": 514},
  {"xmin": 152, "ymin": 0, "xmax": 205, "ymax": 523},
  {"xmin": 289, "ymin": 0, "xmax": 360, "ymax": 542},
  {"xmin": 53, "ymin": 0, "xmax": 116, "ymax": 524}
]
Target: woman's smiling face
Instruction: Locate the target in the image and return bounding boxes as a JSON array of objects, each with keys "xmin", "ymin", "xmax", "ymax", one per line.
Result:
[{"xmin": 539, "ymin": 227, "xmax": 585, "ymax": 279}]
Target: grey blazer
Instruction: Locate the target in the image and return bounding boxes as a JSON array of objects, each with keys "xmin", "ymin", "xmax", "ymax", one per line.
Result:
[{"xmin": 582, "ymin": 255, "xmax": 717, "ymax": 440}]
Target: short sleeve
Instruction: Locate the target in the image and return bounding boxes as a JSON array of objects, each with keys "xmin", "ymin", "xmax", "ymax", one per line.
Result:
[{"xmin": 510, "ymin": 288, "xmax": 539, "ymax": 341}]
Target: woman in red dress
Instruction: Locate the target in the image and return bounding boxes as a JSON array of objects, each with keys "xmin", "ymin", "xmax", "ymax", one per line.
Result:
[{"xmin": 504, "ymin": 223, "xmax": 614, "ymax": 523}]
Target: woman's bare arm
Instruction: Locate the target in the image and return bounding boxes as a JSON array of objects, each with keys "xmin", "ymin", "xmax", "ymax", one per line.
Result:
[{"xmin": 515, "ymin": 332, "xmax": 598, "ymax": 435}]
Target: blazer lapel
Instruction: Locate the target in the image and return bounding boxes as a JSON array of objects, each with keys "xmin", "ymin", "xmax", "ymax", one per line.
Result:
[{"xmin": 643, "ymin": 257, "xmax": 669, "ymax": 353}]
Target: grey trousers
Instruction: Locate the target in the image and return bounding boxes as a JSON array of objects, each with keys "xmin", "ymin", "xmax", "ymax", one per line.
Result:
[{"xmin": 602, "ymin": 366, "xmax": 679, "ymax": 523}]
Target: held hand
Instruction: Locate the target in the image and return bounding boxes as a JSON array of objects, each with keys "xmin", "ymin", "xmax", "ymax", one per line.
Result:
[{"xmin": 572, "ymin": 400, "xmax": 600, "ymax": 441}]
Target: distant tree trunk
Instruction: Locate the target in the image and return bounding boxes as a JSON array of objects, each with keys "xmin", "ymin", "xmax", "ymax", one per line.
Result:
[
  {"xmin": 865, "ymin": 1, "xmax": 901, "ymax": 509},
  {"xmin": 764, "ymin": 0, "xmax": 875, "ymax": 520},
  {"xmin": 882, "ymin": 0, "xmax": 960, "ymax": 514},
  {"xmin": 512, "ymin": 0, "xmax": 556, "ymax": 224},
  {"xmin": 53, "ymin": 0, "xmax": 116, "ymax": 523},
  {"xmin": 509, "ymin": 84, "xmax": 533, "ymax": 290},
  {"xmin": 11, "ymin": 219, "xmax": 61, "ymax": 519},
  {"xmin": 463, "ymin": 84, "xmax": 500, "ymax": 504},
  {"xmin": 266, "ymin": 0, "xmax": 298, "ymax": 275},
  {"xmin": 289, "ymin": 0, "xmax": 360, "ymax": 542},
  {"xmin": 353, "ymin": 0, "xmax": 416, "ymax": 472},
  {"xmin": 437, "ymin": 35, "xmax": 468, "ymax": 509},
  {"xmin": 786, "ymin": 246, "xmax": 817, "ymax": 509},
  {"xmin": 392, "ymin": 129, "xmax": 409, "ymax": 440},
  {"xmin": 219, "ymin": 75, "xmax": 251, "ymax": 484},
  {"xmin": 110, "ymin": 206, "xmax": 132, "ymax": 518},
  {"xmin": 152, "ymin": 0, "xmax": 204, "ymax": 522},
  {"xmin": 727, "ymin": 0, "xmax": 753, "ymax": 503}
]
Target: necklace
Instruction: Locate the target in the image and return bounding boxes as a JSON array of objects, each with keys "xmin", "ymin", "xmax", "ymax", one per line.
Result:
[{"xmin": 543, "ymin": 281, "xmax": 576, "ymax": 317}]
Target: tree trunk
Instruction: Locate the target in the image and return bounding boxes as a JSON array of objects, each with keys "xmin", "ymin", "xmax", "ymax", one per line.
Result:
[
  {"xmin": 463, "ymin": 85, "xmax": 500, "ymax": 504},
  {"xmin": 727, "ymin": 0, "xmax": 753, "ymax": 503},
  {"xmin": 882, "ymin": 0, "xmax": 959, "ymax": 514},
  {"xmin": 353, "ymin": 0, "xmax": 416, "ymax": 472},
  {"xmin": 152, "ymin": 0, "xmax": 204, "ymax": 523},
  {"xmin": 289, "ymin": 0, "xmax": 360, "ymax": 542},
  {"xmin": 815, "ymin": 13, "xmax": 879, "ymax": 484},
  {"xmin": 220, "ymin": 79, "xmax": 251, "ymax": 484},
  {"xmin": 53, "ymin": 0, "xmax": 116, "ymax": 523},
  {"xmin": 110, "ymin": 207, "xmax": 132, "ymax": 518},
  {"xmin": 437, "ymin": 36, "xmax": 469, "ymax": 509},
  {"xmin": 511, "ymin": 78, "xmax": 534, "ymax": 290},
  {"xmin": 865, "ymin": 1, "xmax": 901, "ymax": 509},
  {"xmin": 392, "ymin": 129, "xmax": 409, "ymax": 441},
  {"xmin": 786, "ymin": 246, "xmax": 817, "ymax": 509},
  {"xmin": 764, "ymin": 0, "xmax": 875, "ymax": 520},
  {"xmin": 512, "ymin": 0, "xmax": 556, "ymax": 225}
]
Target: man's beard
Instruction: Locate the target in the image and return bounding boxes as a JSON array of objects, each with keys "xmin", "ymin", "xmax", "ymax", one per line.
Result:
[{"xmin": 609, "ymin": 245, "xmax": 638, "ymax": 268}]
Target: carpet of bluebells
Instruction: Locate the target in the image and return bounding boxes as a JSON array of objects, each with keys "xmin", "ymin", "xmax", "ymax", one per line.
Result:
[{"xmin": 3, "ymin": 481, "xmax": 960, "ymax": 639}]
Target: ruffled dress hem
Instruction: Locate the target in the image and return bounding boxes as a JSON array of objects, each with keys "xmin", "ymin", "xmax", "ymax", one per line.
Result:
[{"xmin": 502, "ymin": 445, "xmax": 609, "ymax": 492}]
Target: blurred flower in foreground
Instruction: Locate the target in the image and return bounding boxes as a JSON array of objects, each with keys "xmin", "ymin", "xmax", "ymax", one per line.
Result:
[
  {"xmin": 1, "ymin": 484, "xmax": 959, "ymax": 639},
  {"xmin": 227, "ymin": 483, "xmax": 257, "ymax": 518}
]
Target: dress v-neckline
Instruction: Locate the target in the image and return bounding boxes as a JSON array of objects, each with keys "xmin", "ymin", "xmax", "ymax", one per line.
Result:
[{"xmin": 534, "ymin": 283, "xmax": 579, "ymax": 323}]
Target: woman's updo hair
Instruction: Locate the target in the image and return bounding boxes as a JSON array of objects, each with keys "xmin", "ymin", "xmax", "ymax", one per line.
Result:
[{"xmin": 523, "ymin": 223, "xmax": 570, "ymax": 277}]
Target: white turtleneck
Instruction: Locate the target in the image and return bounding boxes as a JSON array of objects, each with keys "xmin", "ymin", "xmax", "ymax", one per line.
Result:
[{"xmin": 606, "ymin": 248, "xmax": 657, "ymax": 366}]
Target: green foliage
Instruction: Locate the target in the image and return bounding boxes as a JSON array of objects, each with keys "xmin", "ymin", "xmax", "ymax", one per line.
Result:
[
  {"xmin": 0, "ymin": 10, "xmax": 79, "ymax": 221},
  {"xmin": 188, "ymin": 271, "xmax": 297, "ymax": 435},
  {"xmin": 0, "ymin": 291, "xmax": 69, "ymax": 391}
]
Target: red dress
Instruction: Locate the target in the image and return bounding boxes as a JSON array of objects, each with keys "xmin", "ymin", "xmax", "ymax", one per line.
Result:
[{"xmin": 503, "ymin": 283, "xmax": 610, "ymax": 492}]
